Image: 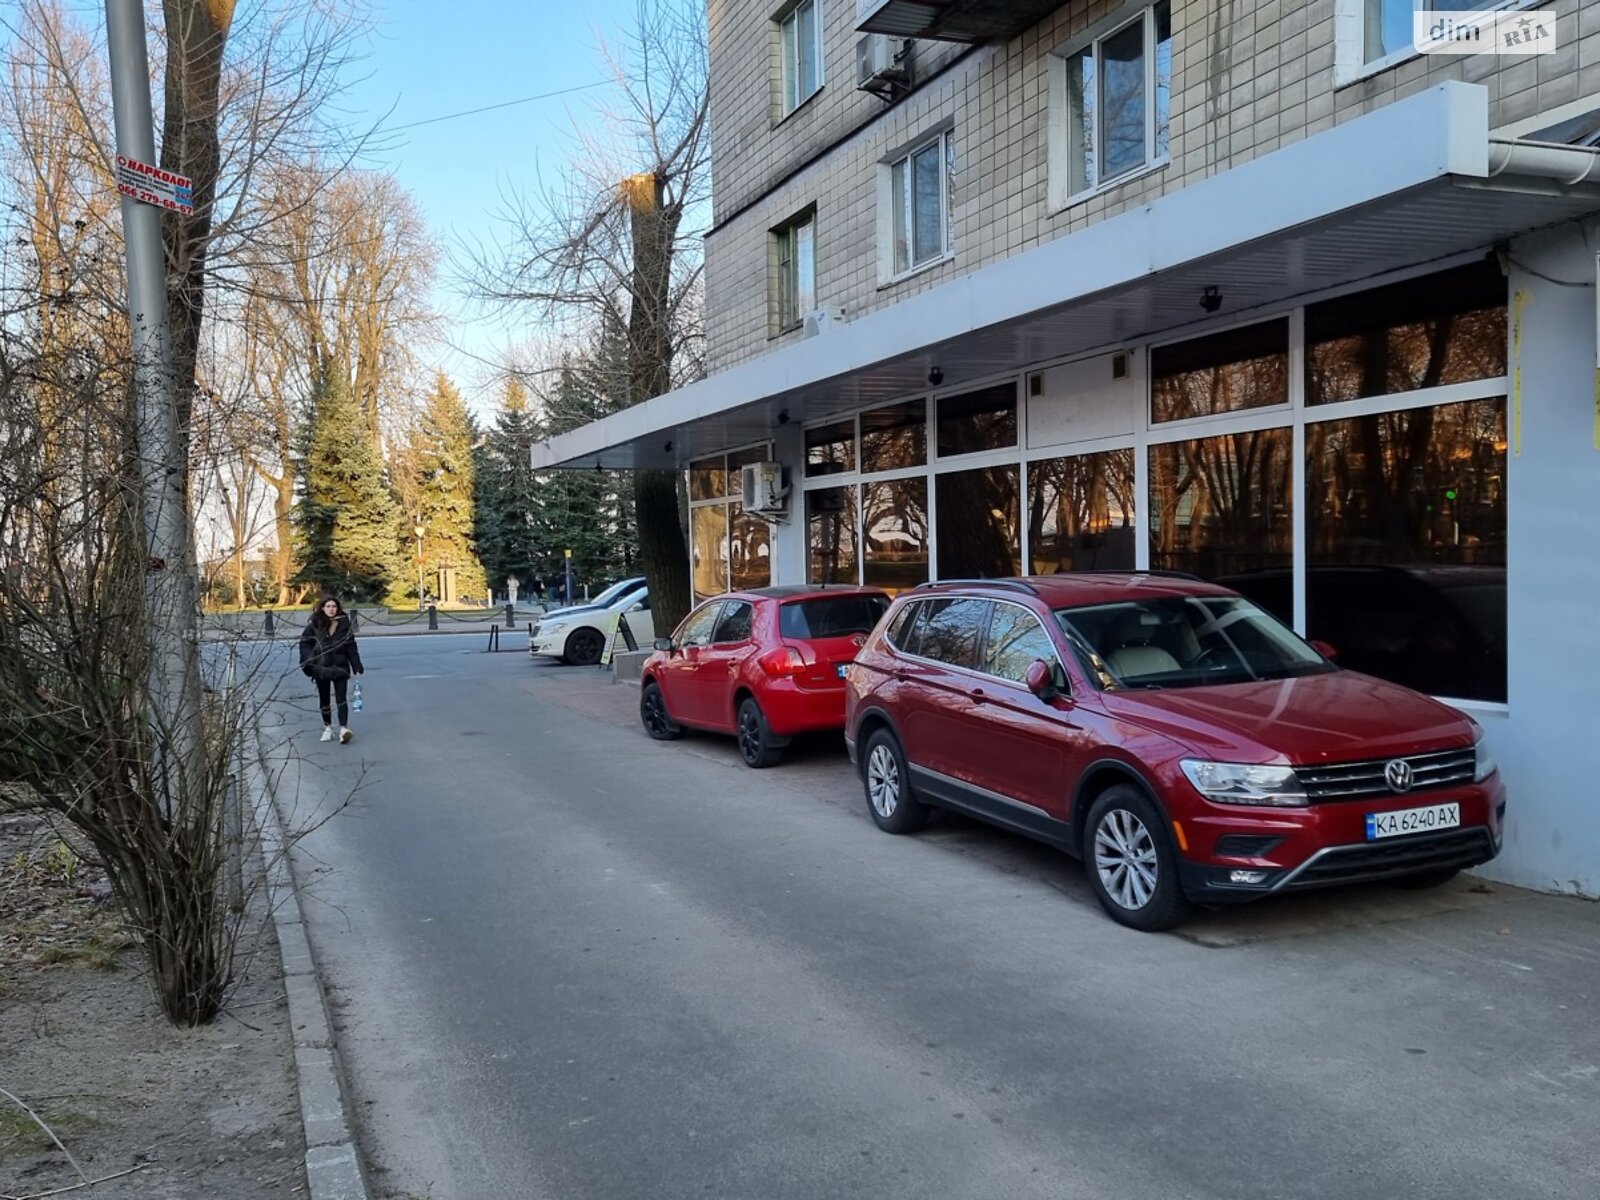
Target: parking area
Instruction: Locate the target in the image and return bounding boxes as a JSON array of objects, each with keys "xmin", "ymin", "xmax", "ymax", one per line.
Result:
[{"xmin": 529, "ymin": 655, "xmax": 1554, "ymax": 950}]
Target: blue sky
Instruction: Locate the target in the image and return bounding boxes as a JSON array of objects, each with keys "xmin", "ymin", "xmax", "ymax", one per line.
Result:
[{"xmin": 340, "ymin": 0, "xmax": 641, "ymax": 400}]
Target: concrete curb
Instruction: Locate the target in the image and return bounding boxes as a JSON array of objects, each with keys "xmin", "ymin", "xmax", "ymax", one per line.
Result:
[{"xmin": 250, "ymin": 753, "xmax": 371, "ymax": 1200}]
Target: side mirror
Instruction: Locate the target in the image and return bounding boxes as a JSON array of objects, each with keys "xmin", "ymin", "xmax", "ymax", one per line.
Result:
[
  {"xmin": 653, "ymin": 637, "xmax": 674, "ymax": 652},
  {"xmin": 1025, "ymin": 659, "xmax": 1058, "ymax": 700},
  {"xmin": 1310, "ymin": 639, "xmax": 1338, "ymax": 661}
]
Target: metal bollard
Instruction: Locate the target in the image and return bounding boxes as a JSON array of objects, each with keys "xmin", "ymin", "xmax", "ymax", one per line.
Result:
[
  {"xmin": 428, "ymin": 604, "xmax": 438, "ymax": 631},
  {"xmin": 263, "ymin": 609, "xmax": 276, "ymax": 638},
  {"xmin": 486, "ymin": 624, "xmax": 499, "ymax": 652},
  {"xmin": 505, "ymin": 602, "xmax": 515, "ymax": 626},
  {"xmin": 351, "ymin": 607, "xmax": 361, "ymax": 631}
]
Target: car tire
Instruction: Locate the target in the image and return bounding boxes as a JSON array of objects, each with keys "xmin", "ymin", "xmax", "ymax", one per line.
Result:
[
  {"xmin": 563, "ymin": 627, "xmax": 604, "ymax": 666},
  {"xmin": 640, "ymin": 681, "xmax": 683, "ymax": 741},
  {"xmin": 1390, "ymin": 867, "xmax": 1461, "ymax": 890},
  {"xmin": 1083, "ymin": 785, "xmax": 1190, "ymax": 932},
  {"xmin": 736, "ymin": 697, "xmax": 783, "ymax": 768},
  {"xmin": 861, "ymin": 727, "xmax": 927, "ymax": 834}
]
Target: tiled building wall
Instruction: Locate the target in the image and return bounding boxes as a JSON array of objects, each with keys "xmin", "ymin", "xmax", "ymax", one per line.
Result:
[{"xmin": 704, "ymin": 0, "xmax": 1595, "ymax": 373}]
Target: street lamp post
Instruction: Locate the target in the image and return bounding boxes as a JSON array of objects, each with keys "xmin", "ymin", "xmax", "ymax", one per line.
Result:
[{"xmin": 413, "ymin": 518, "xmax": 426, "ymax": 610}]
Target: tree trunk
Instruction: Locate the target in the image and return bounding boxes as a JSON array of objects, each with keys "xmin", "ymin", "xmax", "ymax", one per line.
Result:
[
  {"xmin": 626, "ymin": 171, "xmax": 691, "ymax": 631},
  {"xmin": 159, "ymin": 0, "xmax": 235, "ymax": 469}
]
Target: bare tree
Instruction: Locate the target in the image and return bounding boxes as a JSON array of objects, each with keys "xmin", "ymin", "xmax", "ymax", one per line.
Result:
[{"xmin": 464, "ymin": 0, "xmax": 709, "ymax": 632}]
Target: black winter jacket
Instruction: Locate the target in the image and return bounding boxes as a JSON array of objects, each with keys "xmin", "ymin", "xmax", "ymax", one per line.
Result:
[{"xmin": 299, "ymin": 615, "xmax": 364, "ymax": 681}]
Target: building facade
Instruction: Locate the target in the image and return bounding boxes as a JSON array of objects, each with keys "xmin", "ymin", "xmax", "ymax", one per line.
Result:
[{"xmin": 539, "ymin": 0, "xmax": 1600, "ymax": 898}]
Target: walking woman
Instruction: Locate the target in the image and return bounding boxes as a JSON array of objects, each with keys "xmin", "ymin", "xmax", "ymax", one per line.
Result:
[{"xmin": 299, "ymin": 595, "xmax": 364, "ymax": 743}]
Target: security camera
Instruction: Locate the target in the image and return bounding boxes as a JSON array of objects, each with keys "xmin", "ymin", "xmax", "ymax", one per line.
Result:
[
  {"xmin": 928, "ymin": 365, "xmax": 944, "ymax": 386},
  {"xmin": 1200, "ymin": 286, "xmax": 1223, "ymax": 314}
]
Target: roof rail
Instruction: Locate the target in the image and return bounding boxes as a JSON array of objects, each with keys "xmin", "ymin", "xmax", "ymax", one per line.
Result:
[
  {"xmin": 1073, "ymin": 569, "xmax": 1205, "ymax": 583},
  {"xmin": 913, "ymin": 578, "xmax": 1041, "ymax": 596}
]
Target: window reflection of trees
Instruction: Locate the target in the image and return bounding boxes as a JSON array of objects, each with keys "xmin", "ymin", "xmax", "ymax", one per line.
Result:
[
  {"xmin": 1149, "ymin": 428, "xmax": 1292, "ymax": 578},
  {"xmin": 1100, "ymin": 19, "xmax": 1146, "ymax": 179},
  {"xmin": 1306, "ymin": 262, "xmax": 1506, "ymax": 405},
  {"xmin": 691, "ymin": 505, "xmax": 729, "ymax": 602},
  {"xmin": 863, "ymin": 477, "xmax": 929, "ymax": 593},
  {"xmin": 936, "ymin": 383, "xmax": 1017, "ymax": 456},
  {"xmin": 805, "ymin": 421, "xmax": 854, "ymax": 477},
  {"xmin": 936, "ymin": 465, "xmax": 1019, "ymax": 579},
  {"xmin": 861, "ymin": 401, "xmax": 927, "ymax": 472},
  {"xmin": 1306, "ymin": 398, "xmax": 1506, "ymax": 566},
  {"xmin": 1151, "ymin": 320, "xmax": 1288, "ymax": 423},
  {"xmin": 729, "ymin": 504, "xmax": 771, "ymax": 591},
  {"xmin": 1028, "ymin": 449, "xmax": 1136, "ymax": 572},
  {"xmin": 807, "ymin": 486, "xmax": 858, "ymax": 584}
]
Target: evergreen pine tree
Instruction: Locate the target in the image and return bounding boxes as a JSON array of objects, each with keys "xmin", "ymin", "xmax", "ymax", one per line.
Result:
[
  {"xmin": 475, "ymin": 377, "xmax": 545, "ymax": 594},
  {"xmin": 293, "ymin": 366, "xmax": 402, "ymax": 601},
  {"xmin": 414, "ymin": 372, "xmax": 488, "ymax": 601}
]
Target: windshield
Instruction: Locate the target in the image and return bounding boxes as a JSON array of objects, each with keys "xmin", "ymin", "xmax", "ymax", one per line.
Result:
[
  {"xmin": 583, "ymin": 578, "xmax": 643, "ymax": 608},
  {"xmin": 1054, "ymin": 595, "xmax": 1336, "ymax": 691},
  {"xmin": 780, "ymin": 594, "xmax": 890, "ymax": 640}
]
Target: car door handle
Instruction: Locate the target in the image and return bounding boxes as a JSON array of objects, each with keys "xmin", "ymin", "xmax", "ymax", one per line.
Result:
[{"xmin": 969, "ymin": 687, "xmax": 987, "ymax": 704}]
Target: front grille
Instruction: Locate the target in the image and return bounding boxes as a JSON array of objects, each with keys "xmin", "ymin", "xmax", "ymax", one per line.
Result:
[
  {"xmin": 1295, "ymin": 747, "xmax": 1476, "ymax": 802},
  {"xmin": 1285, "ymin": 828, "xmax": 1494, "ymax": 890}
]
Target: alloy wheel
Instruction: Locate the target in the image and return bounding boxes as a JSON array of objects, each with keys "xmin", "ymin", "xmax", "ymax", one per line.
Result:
[
  {"xmin": 642, "ymin": 688, "xmax": 671, "ymax": 737},
  {"xmin": 738, "ymin": 707, "xmax": 762, "ymax": 764},
  {"xmin": 1093, "ymin": 807, "xmax": 1160, "ymax": 911},
  {"xmin": 867, "ymin": 743, "xmax": 899, "ymax": 818}
]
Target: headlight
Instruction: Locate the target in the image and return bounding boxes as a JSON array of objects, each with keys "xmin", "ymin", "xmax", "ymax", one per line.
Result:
[
  {"xmin": 1473, "ymin": 734, "xmax": 1497, "ymax": 783},
  {"xmin": 538, "ymin": 621, "xmax": 568, "ymax": 637},
  {"xmin": 1180, "ymin": 760, "xmax": 1308, "ymax": 807}
]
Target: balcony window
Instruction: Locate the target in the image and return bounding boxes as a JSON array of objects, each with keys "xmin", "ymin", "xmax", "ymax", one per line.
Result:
[
  {"xmin": 779, "ymin": 0, "xmax": 823, "ymax": 115},
  {"xmin": 774, "ymin": 212, "xmax": 816, "ymax": 332},
  {"xmin": 888, "ymin": 131, "xmax": 953, "ymax": 277},
  {"xmin": 1056, "ymin": 1, "xmax": 1171, "ymax": 202}
]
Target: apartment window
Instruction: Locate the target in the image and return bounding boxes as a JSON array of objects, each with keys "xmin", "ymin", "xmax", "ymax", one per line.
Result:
[
  {"xmin": 775, "ymin": 213, "xmax": 816, "ymax": 331},
  {"xmin": 888, "ymin": 131, "xmax": 953, "ymax": 277},
  {"xmin": 1343, "ymin": 0, "xmax": 1536, "ymax": 76},
  {"xmin": 779, "ymin": 0, "xmax": 823, "ymax": 115},
  {"xmin": 1057, "ymin": 1, "xmax": 1172, "ymax": 201}
]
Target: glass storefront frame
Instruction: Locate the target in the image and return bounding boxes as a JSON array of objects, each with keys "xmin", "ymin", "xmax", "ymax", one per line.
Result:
[{"xmin": 784, "ymin": 256, "xmax": 1509, "ymax": 705}]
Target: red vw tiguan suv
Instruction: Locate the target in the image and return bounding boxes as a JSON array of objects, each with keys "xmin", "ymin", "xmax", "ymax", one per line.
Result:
[{"xmin": 844, "ymin": 574, "xmax": 1505, "ymax": 930}]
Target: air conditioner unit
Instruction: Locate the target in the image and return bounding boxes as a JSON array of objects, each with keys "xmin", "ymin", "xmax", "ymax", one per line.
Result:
[
  {"xmin": 856, "ymin": 34, "xmax": 911, "ymax": 100},
  {"xmin": 740, "ymin": 462, "xmax": 790, "ymax": 517},
  {"xmin": 802, "ymin": 305, "xmax": 842, "ymax": 338}
]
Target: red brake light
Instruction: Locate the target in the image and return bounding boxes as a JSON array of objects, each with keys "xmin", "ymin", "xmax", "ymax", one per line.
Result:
[{"xmin": 758, "ymin": 647, "xmax": 807, "ymax": 677}]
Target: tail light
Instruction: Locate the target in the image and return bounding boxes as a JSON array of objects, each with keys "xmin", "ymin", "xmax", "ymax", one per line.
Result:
[{"xmin": 758, "ymin": 646, "xmax": 807, "ymax": 677}]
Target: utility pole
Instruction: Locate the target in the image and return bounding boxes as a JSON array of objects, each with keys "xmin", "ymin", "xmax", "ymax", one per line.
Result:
[{"xmin": 106, "ymin": 0, "xmax": 206, "ymax": 813}]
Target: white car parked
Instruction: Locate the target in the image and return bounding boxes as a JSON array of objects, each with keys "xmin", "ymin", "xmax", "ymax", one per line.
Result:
[{"xmin": 529, "ymin": 585, "xmax": 655, "ymax": 666}]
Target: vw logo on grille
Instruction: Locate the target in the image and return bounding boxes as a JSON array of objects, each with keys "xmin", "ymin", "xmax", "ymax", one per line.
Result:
[{"xmin": 1384, "ymin": 759, "xmax": 1415, "ymax": 794}]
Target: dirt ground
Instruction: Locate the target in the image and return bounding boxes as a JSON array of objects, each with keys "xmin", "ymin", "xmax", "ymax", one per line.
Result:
[{"xmin": 0, "ymin": 811, "xmax": 306, "ymax": 1199}]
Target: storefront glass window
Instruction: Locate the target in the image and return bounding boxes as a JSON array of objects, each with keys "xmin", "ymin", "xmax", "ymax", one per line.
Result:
[
  {"xmin": 1027, "ymin": 449, "xmax": 1136, "ymax": 573},
  {"xmin": 729, "ymin": 503, "xmax": 772, "ymax": 591},
  {"xmin": 936, "ymin": 382, "xmax": 1018, "ymax": 457},
  {"xmin": 935, "ymin": 464, "xmax": 1020, "ymax": 578},
  {"xmin": 861, "ymin": 400, "xmax": 927, "ymax": 473},
  {"xmin": 1305, "ymin": 261, "xmax": 1507, "ymax": 406},
  {"xmin": 863, "ymin": 476, "xmax": 929, "ymax": 593},
  {"xmin": 805, "ymin": 420, "xmax": 856, "ymax": 477},
  {"xmin": 1148, "ymin": 427, "xmax": 1292, "ymax": 578},
  {"xmin": 1151, "ymin": 319, "xmax": 1289, "ymax": 424},
  {"xmin": 1298, "ymin": 397, "xmax": 1507, "ymax": 701},
  {"xmin": 689, "ymin": 456, "xmax": 726, "ymax": 501},
  {"xmin": 806, "ymin": 485, "xmax": 859, "ymax": 584},
  {"xmin": 691, "ymin": 504, "xmax": 729, "ymax": 602}
]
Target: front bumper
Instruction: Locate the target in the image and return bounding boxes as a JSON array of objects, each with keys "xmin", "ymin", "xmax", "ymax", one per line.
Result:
[
  {"xmin": 529, "ymin": 629, "xmax": 567, "ymax": 657},
  {"xmin": 1175, "ymin": 776, "xmax": 1506, "ymax": 903}
]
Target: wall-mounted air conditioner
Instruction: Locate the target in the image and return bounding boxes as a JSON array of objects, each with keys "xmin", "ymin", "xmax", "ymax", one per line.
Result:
[
  {"xmin": 802, "ymin": 305, "xmax": 843, "ymax": 338},
  {"xmin": 740, "ymin": 462, "xmax": 790, "ymax": 517},
  {"xmin": 856, "ymin": 34, "xmax": 912, "ymax": 101}
]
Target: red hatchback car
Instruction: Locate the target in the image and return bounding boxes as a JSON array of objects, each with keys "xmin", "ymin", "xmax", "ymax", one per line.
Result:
[
  {"xmin": 641, "ymin": 586, "xmax": 891, "ymax": 768},
  {"xmin": 845, "ymin": 574, "xmax": 1506, "ymax": 930}
]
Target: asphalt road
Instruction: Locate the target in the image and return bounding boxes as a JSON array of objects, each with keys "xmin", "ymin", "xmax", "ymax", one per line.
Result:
[{"xmin": 268, "ymin": 635, "xmax": 1600, "ymax": 1200}]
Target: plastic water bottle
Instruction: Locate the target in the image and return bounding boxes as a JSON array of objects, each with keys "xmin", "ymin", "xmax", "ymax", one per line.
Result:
[{"xmin": 351, "ymin": 680, "xmax": 363, "ymax": 713}]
